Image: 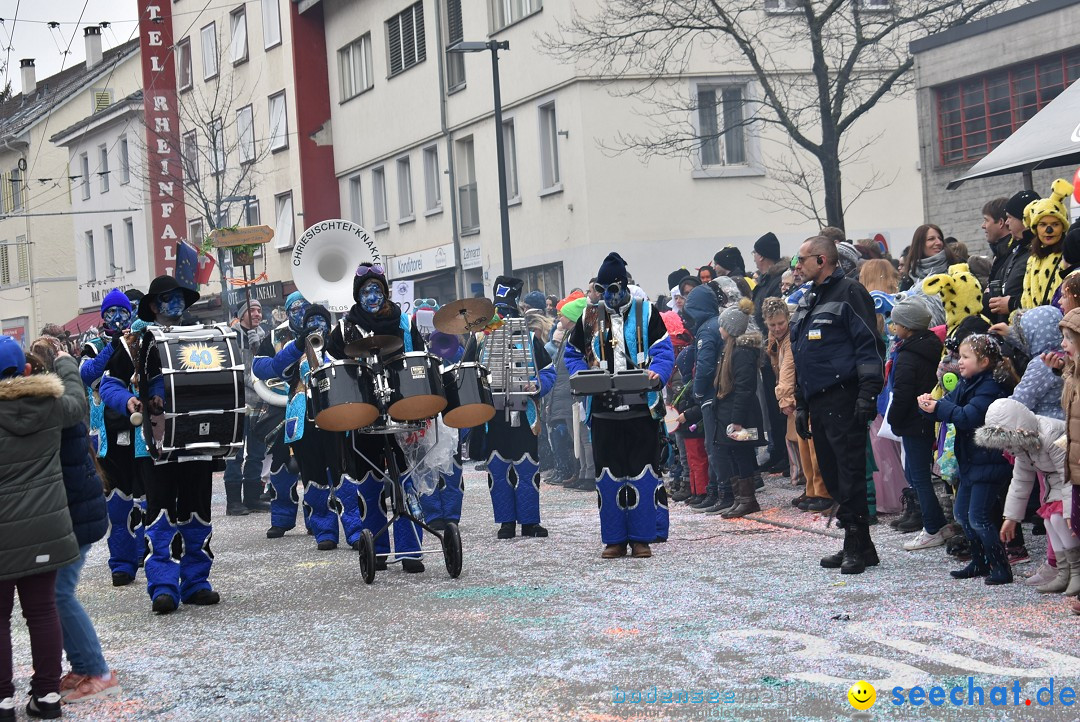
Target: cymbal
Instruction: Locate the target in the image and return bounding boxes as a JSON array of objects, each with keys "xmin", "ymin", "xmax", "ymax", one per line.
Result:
[
  {"xmin": 344, "ymin": 334, "xmax": 403, "ymax": 357},
  {"xmin": 433, "ymin": 298, "xmax": 496, "ymax": 334}
]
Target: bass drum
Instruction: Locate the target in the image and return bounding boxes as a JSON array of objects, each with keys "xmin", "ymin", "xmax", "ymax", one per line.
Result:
[
  {"xmin": 309, "ymin": 360, "xmax": 379, "ymax": 431},
  {"xmin": 384, "ymin": 352, "xmax": 447, "ymax": 421},
  {"xmin": 441, "ymin": 362, "xmax": 495, "ymax": 429},
  {"xmin": 139, "ymin": 324, "xmax": 245, "ymax": 462}
]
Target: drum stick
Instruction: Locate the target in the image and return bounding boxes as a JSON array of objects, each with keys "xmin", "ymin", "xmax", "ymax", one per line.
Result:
[{"xmin": 130, "ymin": 412, "xmax": 143, "ymax": 426}]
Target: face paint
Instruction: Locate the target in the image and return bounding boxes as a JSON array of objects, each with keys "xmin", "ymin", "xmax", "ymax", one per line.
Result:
[
  {"xmin": 130, "ymin": 300, "xmax": 140, "ymax": 318},
  {"xmin": 359, "ymin": 280, "xmax": 386, "ymax": 313},
  {"xmin": 304, "ymin": 315, "xmax": 329, "ymax": 337},
  {"xmin": 157, "ymin": 289, "xmax": 187, "ymax": 320},
  {"xmin": 287, "ymin": 300, "xmax": 310, "ymax": 331},
  {"xmin": 102, "ymin": 306, "xmax": 132, "ymax": 333}
]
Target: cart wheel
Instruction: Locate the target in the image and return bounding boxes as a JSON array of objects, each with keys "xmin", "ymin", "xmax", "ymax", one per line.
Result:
[
  {"xmin": 358, "ymin": 529, "xmax": 376, "ymax": 585},
  {"xmin": 442, "ymin": 522, "xmax": 462, "ymax": 579}
]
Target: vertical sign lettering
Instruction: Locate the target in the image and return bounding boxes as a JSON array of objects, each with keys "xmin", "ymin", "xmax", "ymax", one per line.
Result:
[{"xmin": 138, "ymin": 2, "xmax": 187, "ymax": 277}]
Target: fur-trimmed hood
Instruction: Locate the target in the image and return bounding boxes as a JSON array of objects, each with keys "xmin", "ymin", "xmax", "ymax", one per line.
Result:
[
  {"xmin": 733, "ymin": 330, "xmax": 763, "ymax": 350},
  {"xmin": 975, "ymin": 397, "xmax": 1062, "ymax": 453},
  {"xmin": 0, "ymin": 372, "xmax": 65, "ymax": 436}
]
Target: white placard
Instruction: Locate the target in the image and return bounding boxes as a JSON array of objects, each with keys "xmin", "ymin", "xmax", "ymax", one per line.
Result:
[{"xmin": 392, "ymin": 280, "xmax": 415, "ymax": 316}]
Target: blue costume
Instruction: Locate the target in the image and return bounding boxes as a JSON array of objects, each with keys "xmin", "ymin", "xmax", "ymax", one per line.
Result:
[
  {"xmin": 482, "ymin": 277, "xmax": 556, "ymax": 539},
  {"xmin": 81, "ymin": 288, "xmax": 150, "ymax": 587},
  {"xmin": 564, "ymin": 253, "xmax": 674, "ymax": 557},
  {"xmin": 420, "ymin": 329, "xmax": 466, "ymax": 530},
  {"xmin": 100, "ymin": 276, "xmax": 219, "ymax": 613}
]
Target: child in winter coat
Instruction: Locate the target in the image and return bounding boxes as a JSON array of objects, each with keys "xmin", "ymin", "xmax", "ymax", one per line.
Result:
[
  {"xmin": 975, "ymin": 399, "xmax": 1077, "ymax": 597},
  {"xmin": 0, "ymin": 336, "xmax": 84, "ymax": 719},
  {"xmin": 886, "ymin": 299, "xmax": 951, "ymax": 551},
  {"xmin": 673, "ymin": 345, "xmax": 709, "ymax": 505},
  {"xmin": 919, "ymin": 334, "xmax": 1016, "ymax": 585},
  {"xmin": 1056, "ymin": 309, "xmax": 1080, "ymax": 615}
]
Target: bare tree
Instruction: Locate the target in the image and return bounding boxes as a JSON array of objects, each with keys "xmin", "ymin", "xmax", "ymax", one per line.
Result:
[{"xmin": 542, "ymin": 0, "xmax": 1006, "ymax": 229}]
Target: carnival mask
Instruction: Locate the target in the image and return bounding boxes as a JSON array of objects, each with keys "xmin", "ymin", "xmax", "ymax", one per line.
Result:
[
  {"xmin": 102, "ymin": 306, "xmax": 132, "ymax": 333},
  {"xmin": 156, "ymin": 289, "xmax": 187, "ymax": 321},
  {"xmin": 359, "ymin": 280, "xmax": 386, "ymax": 313},
  {"xmin": 597, "ymin": 282, "xmax": 629, "ymax": 311},
  {"xmin": 287, "ymin": 299, "xmax": 310, "ymax": 332}
]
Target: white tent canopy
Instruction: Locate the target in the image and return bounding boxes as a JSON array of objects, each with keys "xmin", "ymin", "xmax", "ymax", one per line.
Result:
[{"xmin": 948, "ymin": 79, "xmax": 1080, "ymax": 190}]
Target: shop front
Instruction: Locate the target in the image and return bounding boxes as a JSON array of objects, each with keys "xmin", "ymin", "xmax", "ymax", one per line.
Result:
[{"xmin": 387, "ymin": 242, "xmax": 459, "ymax": 307}]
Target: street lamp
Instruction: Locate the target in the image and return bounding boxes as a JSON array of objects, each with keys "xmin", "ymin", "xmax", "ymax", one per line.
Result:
[{"xmin": 448, "ymin": 40, "xmax": 512, "ymax": 276}]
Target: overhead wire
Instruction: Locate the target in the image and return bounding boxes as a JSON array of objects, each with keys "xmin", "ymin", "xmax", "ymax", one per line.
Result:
[{"xmin": 1, "ymin": 0, "xmax": 19, "ymax": 88}]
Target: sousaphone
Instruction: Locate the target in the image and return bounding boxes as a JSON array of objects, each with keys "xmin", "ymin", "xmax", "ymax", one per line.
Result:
[{"xmin": 291, "ymin": 219, "xmax": 382, "ymax": 315}]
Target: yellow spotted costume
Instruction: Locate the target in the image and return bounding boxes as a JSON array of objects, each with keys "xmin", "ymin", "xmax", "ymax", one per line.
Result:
[{"xmin": 1020, "ymin": 178, "xmax": 1072, "ymax": 309}]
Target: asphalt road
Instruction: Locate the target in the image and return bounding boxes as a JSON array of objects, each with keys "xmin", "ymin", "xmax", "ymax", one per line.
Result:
[{"xmin": 9, "ymin": 469, "xmax": 1080, "ymax": 721}]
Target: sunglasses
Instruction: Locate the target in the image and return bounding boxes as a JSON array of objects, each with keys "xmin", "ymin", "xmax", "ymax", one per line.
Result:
[
  {"xmin": 592, "ymin": 282, "xmax": 623, "ymax": 295},
  {"xmin": 414, "ymin": 298, "xmax": 438, "ymax": 309},
  {"xmin": 356, "ymin": 263, "xmax": 385, "ymax": 277},
  {"xmin": 795, "ymin": 255, "xmax": 823, "ymax": 266}
]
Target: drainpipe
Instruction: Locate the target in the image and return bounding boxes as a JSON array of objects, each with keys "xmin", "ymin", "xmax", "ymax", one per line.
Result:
[{"xmin": 431, "ymin": 1, "xmax": 464, "ymax": 299}]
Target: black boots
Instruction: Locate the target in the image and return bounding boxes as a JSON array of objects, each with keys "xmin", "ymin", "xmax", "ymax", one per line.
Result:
[
  {"xmin": 721, "ymin": 477, "xmax": 761, "ymax": 518},
  {"xmin": 821, "ymin": 523, "xmax": 878, "ymax": 572},
  {"xmin": 891, "ymin": 488, "xmax": 923, "ymax": 532},
  {"xmin": 952, "ymin": 536, "xmax": 1013, "ymax": 584},
  {"xmin": 670, "ymin": 478, "xmax": 693, "ymax": 503},
  {"xmin": 497, "ymin": 522, "xmax": 516, "ymax": 539},
  {"xmin": 950, "ymin": 537, "xmax": 988, "ymax": 578}
]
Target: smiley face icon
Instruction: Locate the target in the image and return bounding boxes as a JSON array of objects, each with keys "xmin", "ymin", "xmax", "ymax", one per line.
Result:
[{"xmin": 848, "ymin": 680, "xmax": 876, "ymax": 710}]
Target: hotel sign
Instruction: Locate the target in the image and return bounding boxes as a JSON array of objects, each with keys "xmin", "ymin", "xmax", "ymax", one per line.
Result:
[{"xmin": 138, "ymin": 1, "xmax": 187, "ymax": 277}]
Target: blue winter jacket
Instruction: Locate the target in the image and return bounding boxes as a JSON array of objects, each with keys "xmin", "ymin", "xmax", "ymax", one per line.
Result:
[
  {"xmin": 682, "ymin": 284, "xmax": 722, "ymax": 406},
  {"xmin": 60, "ymin": 421, "xmax": 108, "ymax": 546},
  {"xmin": 926, "ymin": 370, "xmax": 1011, "ymax": 485}
]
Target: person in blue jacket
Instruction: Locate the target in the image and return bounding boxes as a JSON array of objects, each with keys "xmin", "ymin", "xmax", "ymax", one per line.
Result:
[
  {"xmin": 420, "ymin": 330, "xmax": 466, "ymax": 532},
  {"xmin": 79, "ymin": 288, "xmax": 149, "ymax": 588},
  {"xmin": 99, "ymin": 275, "xmax": 219, "ymax": 614},
  {"xmin": 564, "ymin": 252, "xmax": 674, "ymax": 559}
]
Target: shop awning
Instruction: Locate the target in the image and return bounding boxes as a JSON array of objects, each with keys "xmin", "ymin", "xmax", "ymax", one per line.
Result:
[
  {"xmin": 948, "ymin": 79, "xmax": 1080, "ymax": 189},
  {"xmin": 61, "ymin": 310, "xmax": 100, "ymax": 335}
]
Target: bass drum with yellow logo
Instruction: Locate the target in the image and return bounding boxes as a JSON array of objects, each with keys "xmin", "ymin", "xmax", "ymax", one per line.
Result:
[{"xmin": 139, "ymin": 324, "xmax": 245, "ymax": 462}]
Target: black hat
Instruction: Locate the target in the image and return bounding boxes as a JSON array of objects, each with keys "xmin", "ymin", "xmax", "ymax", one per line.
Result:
[
  {"xmin": 352, "ymin": 262, "xmax": 389, "ymax": 303},
  {"xmin": 124, "ymin": 288, "xmax": 144, "ymax": 302},
  {"xmin": 596, "ymin": 252, "xmax": 629, "ymax": 286},
  {"xmin": 753, "ymin": 232, "xmax": 781, "ymax": 262},
  {"xmin": 139, "ymin": 275, "xmax": 200, "ymax": 321},
  {"xmin": 1064, "ymin": 226, "xmax": 1080, "ymax": 268},
  {"xmin": 712, "ymin": 246, "xmax": 745, "ymax": 275},
  {"xmin": 492, "ymin": 276, "xmax": 524, "ymax": 313},
  {"xmin": 302, "ymin": 303, "xmax": 332, "ymax": 330},
  {"xmin": 1004, "ymin": 190, "xmax": 1040, "ymax": 221},
  {"xmin": 667, "ymin": 267, "xmax": 692, "ymax": 290}
]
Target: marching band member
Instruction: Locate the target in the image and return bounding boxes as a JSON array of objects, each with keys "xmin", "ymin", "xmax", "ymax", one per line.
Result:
[
  {"xmin": 421, "ymin": 331, "xmax": 466, "ymax": 532},
  {"xmin": 564, "ymin": 253, "xmax": 675, "ymax": 559},
  {"xmin": 326, "ymin": 263, "xmax": 427, "ymax": 571},
  {"xmin": 482, "ymin": 277, "xmax": 556, "ymax": 540},
  {"xmin": 100, "ymin": 276, "xmax": 220, "ymax": 614},
  {"xmin": 81, "ymin": 289, "xmax": 149, "ymax": 587}
]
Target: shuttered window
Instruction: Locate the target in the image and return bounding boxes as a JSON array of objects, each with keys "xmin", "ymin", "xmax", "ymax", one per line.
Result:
[{"xmin": 386, "ymin": 2, "xmax": 426, "ymax": 77}]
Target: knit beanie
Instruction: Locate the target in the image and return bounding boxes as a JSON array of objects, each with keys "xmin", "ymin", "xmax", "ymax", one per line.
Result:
[
  {"xmin": 667, "ymin": 267, "xmax": 692, "ymax": 289},
  {"xmin": 285, "ymin": 290, "xmax": 305, "ymax": 311},
  {"xmin": 559, "ymin": 297, "xmax": 588, "ymax": 323},
  {"xmin": 302, "ymin": 304, "xmax": 332, "ymax": 332},
  {"xmin": 837, "ymin": 242, "xmax": 860, "ymax": 277},
  {"xmin": 522, "ymin": 290, "xmax": 546, "ymax": 311},
  {"xmin": 890, "ymin": 297, "xmax": 931, "ymax": 331},
  {"xmin": 713, "ymin": 246, "xmax": 745, "ymax": 274},
  {"xmin": 1059, "ymin": 308, "xmax": 1080, "ymax": 338},
  {"xmin": 596, "ymin": 252, "xmax": 629, "ymax": 286},
  {"xmin": 0, "ymin": 336, "xmax": 25, "ymax": 378},
  {"xmin": 352, "ymin": 263, "xmax": 389, "ymax": 302},
  {"xmin": 236, "ymin": 298, "xmax": 262, "ymax": 320},
  {"xmin": 717, "ymin": 298, "xmax": 753, "ymax": 337},
  {"xmin": 100, "ymin": 288, "xmax": 132, "ymax": 316},
  {"xmin": 753, "ymin": 232, "xmax": 781, "ymax": 262},
  {"xmin": 1004, "ymin": 189, "xmax": 1040, "ymax": 221},
  {"xmin": 124, "ymin": 289, "xmax": 144, "ymax": 303}
]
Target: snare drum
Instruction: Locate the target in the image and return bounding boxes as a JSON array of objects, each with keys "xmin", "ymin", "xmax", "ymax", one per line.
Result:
[
  {"xmin": 384, "ymin": 351, "xmax": 447, "ymax": 421},
  {"xmin": 140, "ymin": 324, "xmax": 245, "ymax": 462},
  {"xmin": 441, "ymin": 362, "xmax": 495, "ymax": 428},
  {"xmin": 309, "ymin": 360, "xmax": 379, "ymax": 432}
]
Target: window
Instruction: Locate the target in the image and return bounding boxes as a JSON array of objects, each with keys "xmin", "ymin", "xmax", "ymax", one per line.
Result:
[
  {"xmin": 492, "ymin": 0, "xmax": 541, "ymax": 31},
  {"xmin": 696, "ymin": 84, "xmax": 748, "ymax": 167},
  {"xmin": 446, "ymin": 0, "xmax": 465, "ymax": 90},
  {"xmin": 230, "ymin": 8, "xmax": 248, "ymax": 65},
  {"xmin": 456, "ymin": 137, "xmax": 478, "ymax": 233},
  {"xmin": 119, "ymin": 136, "xmax": 130, "ymax": 184},
  {"xmin": 502, "ymin": 120, "xmax": 519, "ymax": 201},
  {"xmin": 386, "ymin": 2, "xmax": 426, "ymax": 77},
  {"xmin": 85, "ymin": 231, "xmax": 96, "ymax": 282},
  {"xmin": 274, "ymin": 193, "xmax": 295, "ymax": 249},
  {"xmin": 0, "ymin": 246, "xmax": 9, "ymax": 286},
  {"xmin": 105, "ymin": 225, "xmax": 116, "ymax": 277},
  {"xmin": 262, "ymin": 0, "xmax": 282, "ymax": 49},
  {"xmin": 397, "ymin": 157, "xmax": 414, "ymax": 221},
  {"xmin": 80, "ymin": 153, "xmax": 90, "ymax": 200},
  {"xmin": 372, "ymin": 167, "xmax": 388, "ymax": 228},
  {"xmin": 124, "ymin": 217, "xmax": 136, "ymax": 272},
  {"xmin": 201, "ymin": 23, "xmax": 218, "ymax": 80},
  {"xmin": 183, "ymin": 131, "xmax": 199, "ymax": 181},
  {"xmin": 422, "ymin": 145, "xmax": 441, "ymax": 212},
  {"xmin": 861, "ymin": 0, "xmax": 889, "ymax": 8},
  {"xmin": 764, "ymin": 0, "xmax": 805, "ymax": 11},
  {"xmin": 268, "ymin": 92, "xmax": 288, "ymax": 150},
  {"xmin": 348, "ymin": 174, "xmax": 364, "ymax": 225},
  {"xmin": 339, "ymin": 34, "xmax": 374, "ymax": 100},
  {"xmin": 210, "ymin": 118, "xmax": 226, "ymax": 174},
  {"xmin": 936, "ymin": 50, "xmax": 1080, "ymax": 165},
  {"xmin": 246, "ymin": 200, "xmax": 261, "ymax": 226},
  {"xmin": 538, "ymin": 102, "xmax": 560, "ymax": 190},
  {"xmin": 237, "ymin": 105, "xmax": 255, "ymax": 163},
  {"xmin": 9, "ymin": 170, "xmax": 23, "ymax": 211},
  {"xmin": 176, "ymin": 37, "xmax": 193, "ymax": 90},
  {"xmin": 188, "ymin": 219, "xmax": 205, "ymax": 248},
  {"xmin": 99, "ymin": 144, "xmax": 110, "ymax": 193}
]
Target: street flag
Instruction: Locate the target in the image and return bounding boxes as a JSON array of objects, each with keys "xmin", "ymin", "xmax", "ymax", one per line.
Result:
[
  {"xmin": 196, "ymin": 247, "xmax": 217, "ymax": 285},
  {"xmin": 175, "ymin": 241, "xmax": 199, "ymax": 289}
]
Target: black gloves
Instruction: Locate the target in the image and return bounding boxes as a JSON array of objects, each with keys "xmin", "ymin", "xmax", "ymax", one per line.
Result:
[
  {"xmin": 795, "ymin": 407, "xmax": 812, "ymax": 440},
  {"xmin": 855, "ymin": 396, "xmax": 877, "ymax": 427}
]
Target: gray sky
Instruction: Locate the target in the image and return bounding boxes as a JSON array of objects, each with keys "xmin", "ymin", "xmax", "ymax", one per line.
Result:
[{"xmin": 1, "ymin": 1, "xmax": 145, "ymax": 94}]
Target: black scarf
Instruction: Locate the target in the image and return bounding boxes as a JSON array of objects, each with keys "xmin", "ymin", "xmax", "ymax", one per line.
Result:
[{"xmin": 346, "ymin": 302, "xmax": 402, "ymax": 337}]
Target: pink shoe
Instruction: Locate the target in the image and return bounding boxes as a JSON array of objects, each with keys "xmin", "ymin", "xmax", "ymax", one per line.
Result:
[
  {"xmin": 59, "ymin": 672, "xmax": 88, "ymax": 697},
  {"xmin": 1024, "ymin": 562, "xmax": 1058, "ymax": 587},
  {"xmin": 64, "ymin": 672, "xmax": 121, "ymax": 703},
  {"xmin": 1069, "ymin": 597, "xmax": 1080, "ymax": 616}
]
